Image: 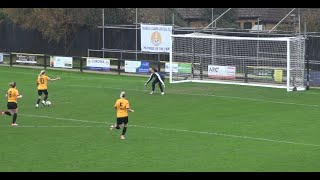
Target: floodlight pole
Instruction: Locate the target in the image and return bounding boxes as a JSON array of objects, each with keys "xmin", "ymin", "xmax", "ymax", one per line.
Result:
[
  {"xmin": 305, "ymin": 21, "xmax": 310, "ymax": 90},
  {"xmin": 172, "ymin": 13, "xmax": 175, "ymax": 25},
  {"xmin": 102, "ymin": 8, "xmax": 105, "ymax": 58},
  {"xmin": 211, "ymin": 8, "xmax": 214, "ymax": 65},
  {"xmin": 257, "ymin": 18, "xmax": 261, "ymax": 66},
  {"xmin": 292, "ymin": 14, "xmax": 296, "ymax": 34},
  {"xmin": 298, "ymin": 8, "xmax": 301, "ymax": 35},
  {"xmin": 203, "ymin": 8, "xmax": 232, "ymax": 30},
  {"xmin": 212, "ymin": 8, "xmax": 214, "ymax": 29},
  {"xmin": 135, "ymin": 8, "xmax": 138, "ymax": 60}
]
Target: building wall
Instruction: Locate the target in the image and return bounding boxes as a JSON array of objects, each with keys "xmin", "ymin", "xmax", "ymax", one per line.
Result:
[
  {"xmin": 238, "ymin": 19, "xmax": 277, "ymax": 30},
  {"xmin": 238, "ymin": 20, "xmax": 257, "ymax": 29},
  {"xmin": 265, "ymin": 23, "xmax": 277, "ymax": 30},
  {"xmin": 189, "ymin": 20, "xmax": 208, "ymax": 28}
]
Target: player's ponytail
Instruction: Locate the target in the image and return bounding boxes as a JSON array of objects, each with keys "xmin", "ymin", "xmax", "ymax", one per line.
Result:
[
  {"xmin": 152, "ymin": 67, "xmax": 158, "ymax": 72},
  {"xmin": 9, "ymin": 82, "xmax": 16, "ymax": 88},
  {"xmin": 120, "ymin": 91, "xmax": 126, "ymax": 98},
  {"xmin": 39, "ymin": 70, "xmax": 45, "ymax": 76}
]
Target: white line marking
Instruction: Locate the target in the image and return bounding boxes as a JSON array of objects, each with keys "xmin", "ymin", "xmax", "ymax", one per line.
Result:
[
  {"xmin": 173, "ymin": 92, "xmax": 320, "ymax": 107},
  {"xmin": 61, "ymin": 102, "xmax": 73, "ymax": 104},
  {"xmin": 63, "ymin": 84, "xmax": 320, "ymax": 107},
  {"xmin": 20, "ymin": 114, "xmax": 320, "ymax": 147},
  {"xmin": 0, "ymin": 69, "xmax": 144, "ymax": 82},
  {"xmin": 20, "ymin": 114, "xmax": 107, "ymax": 124},
  {"xmin": 304, "ymin": 92, "xmax": 320, "ymax": 95},
  {"xmin": 2, "ymin": 125, "xmax": 105, "ymax": 128},
  {"xmin": 2, "ymin": 67, "xmax": 319, "ymax": 107}
]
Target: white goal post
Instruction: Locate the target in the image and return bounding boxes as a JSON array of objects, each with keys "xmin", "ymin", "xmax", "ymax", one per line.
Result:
[{"xmin": 169, "ymin": 33, "xmax": 306, "ymax": 91}]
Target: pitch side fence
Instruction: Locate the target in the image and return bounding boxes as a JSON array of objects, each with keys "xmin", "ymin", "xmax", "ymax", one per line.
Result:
[
  {"xmin": 0, "ymin": 52, "xmax": 167, "ymax": 76},
  {"xmin": 2, "ymin": 34, "xmax": 320, "ymax": 87}
]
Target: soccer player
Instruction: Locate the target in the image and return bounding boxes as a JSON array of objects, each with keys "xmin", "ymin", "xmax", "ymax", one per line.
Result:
[
  {"xmin": 36, "ymin": 70, "xmax": 60, "ymax": 108},
  {"xmin": 144, "ymin": 67, "xmax": 166, "ymax": 95},
  {"xmin": 1, "ymin": 82, "xmax": 22, "ymax": 126},
  {"xmin": 110, "ymin": 91, "xmax": 134, "ymax": 140}
]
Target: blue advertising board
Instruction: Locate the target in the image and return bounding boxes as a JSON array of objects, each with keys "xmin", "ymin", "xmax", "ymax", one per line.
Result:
[{"xmin": 137, "ymin": 61, "xmax": 150, "ymax": 73}]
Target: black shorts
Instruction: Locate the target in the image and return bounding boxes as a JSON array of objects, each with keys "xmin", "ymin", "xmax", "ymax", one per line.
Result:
[
  {"xmin": 38, "ymin": 89, "xmax": 48, "ymax": 96},
  {"xmin": 7, "ymin": 102, "xmax": 18, "ymax": 109},
  {"xmin": 117, "ymin": 117, "xmax": 129, "ymax": 125}
]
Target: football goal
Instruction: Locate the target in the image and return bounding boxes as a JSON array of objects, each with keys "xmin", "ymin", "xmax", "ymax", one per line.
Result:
[{"xmin": 169, "ymin": 33, "xmax": 306, "ymax": 91}]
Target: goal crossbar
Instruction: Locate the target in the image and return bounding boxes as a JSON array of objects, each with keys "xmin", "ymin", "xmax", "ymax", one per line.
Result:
[{"xmin": 172, "ymin": 34, "xmax": 294, "ymax": 41}]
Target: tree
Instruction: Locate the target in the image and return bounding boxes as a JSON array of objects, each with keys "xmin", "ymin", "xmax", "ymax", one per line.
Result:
[
  {"xmin": 1, "ymin": 8, "xmax": 116, "ymax": 53},
  {"xmin": 2, "ymin": 8, "xmax": 187, "ymax": 54},
  {"xmin": 301, "ymin": 10, "xmax": 320, "ymax": 32},
  {"xmin": 2, "ymin": 8, "xmax": 187, "ymax": 46},
  {"xmin": 0, "ymin": 9, "xmax": 6, "ymax": 21},
  {"xmin": 276, "ymin": 10, "xmax": 320, "ymax": 33},
  {"xmin": 127, "ymin": 8, "xmax": 187, "ymax": 26},
  {"xmin": 2, "ymin": 8, "xmax": 92, "ymax": 45},
  {"xmin": 202, "ymin": 8, "xmax": 238, "ymax": 28},
  {"xmin": 103, "ymin": 8, "xmax": 136, "ymax": 24}
]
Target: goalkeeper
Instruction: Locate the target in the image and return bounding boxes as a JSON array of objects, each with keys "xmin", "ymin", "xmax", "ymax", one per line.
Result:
[{"xmin": 144, "ymin": 67, "xmax": 165, "ymax": 95}]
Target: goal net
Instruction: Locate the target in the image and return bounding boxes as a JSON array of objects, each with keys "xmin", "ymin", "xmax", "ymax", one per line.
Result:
[{"xmin": 169, "ymin": 33, "xmax": 306, "ymax": 91}]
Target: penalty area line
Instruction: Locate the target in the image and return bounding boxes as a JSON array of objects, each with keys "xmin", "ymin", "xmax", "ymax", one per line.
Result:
[
  {"xmin": 19, "ymin": 113, "xmax": 320, "ymax": 148},
  {"xmin": 63, "ymin": 84, "xmax": 320, "ymax": 107}
]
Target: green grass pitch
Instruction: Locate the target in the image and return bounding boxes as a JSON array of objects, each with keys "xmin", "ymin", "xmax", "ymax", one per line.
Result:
[{"xmin": 0, "ymin": 65, "xmax": 320, "ymax": 172}]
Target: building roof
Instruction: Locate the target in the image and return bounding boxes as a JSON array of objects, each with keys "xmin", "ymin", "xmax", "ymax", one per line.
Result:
[
  {"xmin": 236, "ymin": 8, "xmax": 317, "ymax": 23},
  {"xmin": 174, "ymin": 8, "xmax": 320, "ymax": 23},
  {"xmin": 175, "ymin": 8, "xmax": 204, "ymax": 20}
]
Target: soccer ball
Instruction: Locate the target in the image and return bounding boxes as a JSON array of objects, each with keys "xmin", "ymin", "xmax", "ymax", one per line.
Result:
[{"xmin": 46, "ymin": 101, "xmax": 51, "ymax": 106}]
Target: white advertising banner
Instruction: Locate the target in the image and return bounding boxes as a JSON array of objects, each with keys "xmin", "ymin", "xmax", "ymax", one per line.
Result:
[
  {"xmin": 50, "ymin": 56, "xmax": 73, "ymax": 69},
  {"xmin": 86, "ymin": 58, "xmax": 110, "ymax": 71},
  {"xmin": 16, "ymin": 54, "xmax": 37, "ymax": 64},
  {"xmin": 0, "ymin": 53, "xmax": 3, "ymax": 63},
  {"xmin": 208, "ymin": 65, "xmax": 236, "ymax": 79},
  {"xmin": 125, "ymin": 60, "xmax": 141, "ymax": 73},
  {"xmin": 141, "ymin": 24, "xmax": 172, "ymax": 53},
  {"xmin": 165, "ymin": 63, "xmax": 178, "ymax": 73}
]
